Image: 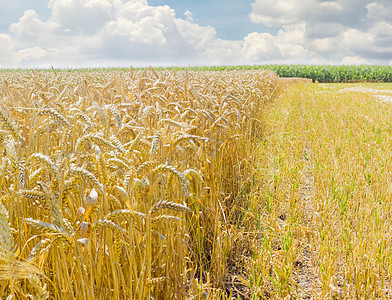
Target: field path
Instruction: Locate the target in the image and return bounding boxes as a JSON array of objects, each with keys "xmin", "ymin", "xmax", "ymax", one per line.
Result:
[
  {"xmin": 258, "ymin": 82, "xmax": 392, "ymax": 298},
  {"xmin": 295, "ymin": 107, "xmax": 317, "ymax": 299}
]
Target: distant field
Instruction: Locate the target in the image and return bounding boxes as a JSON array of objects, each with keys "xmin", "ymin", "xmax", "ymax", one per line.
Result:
[
  {"xmin": 184, "ymin": 65, "xmax": 392, "ymax": 83},
  {"xmin": 3, "ymin": 64, "xmax": 392, "ymax": 83}
]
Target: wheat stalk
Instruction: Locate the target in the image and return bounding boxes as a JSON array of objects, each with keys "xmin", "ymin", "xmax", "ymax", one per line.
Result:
[
  {"xmin": 0, "ymin": 109, "xmax": 19, "ymax": 140},
  {"xmin": 91, "ymin": 219, "xmax": 127, "ymax": 234},
  {"xmin": 149, "ymin": 132, "xmax": 161, "ymax": 156},
  {"xmin": 136, "ymin": 161, "xmax": 157, "ymax": 175},
  {"xmin": 105, "ymin": 209, "xmax": 147, "ymax": 221},
  {"xmin": 149, "ymin": 200, "xmax": 191, "ymax": 214},
  {"xmin": 184, "ymin": 168, "xmax": 203, "ymax": 183},
  {"xmin": 38, "ymin": 107, "xmax": 71, "ymax": 128},
  {"xmin": 152, "ymin": 215, "xmax": 182, "ymax": 223},
  {"xmin": 153, "ymin": 164, "xmax": 190, "ymax": 196},
  {"xmin": 76, "ymin": 111, "xmax": 95, "ymax": 128},
  {"xmin": 0, "ymin": 202, "xmax": 14, "ymax": 259},
  {"xmin": 106, "ymin": 105, "xmax": 122, "ymax": 129},
  {"xmin": 27, "ymin": 238, "xmax": 52, "ymax": 261},
  {"xmin": 110, "ymin": 135, "xmax": 126, "ymax": 153},
  {"xmin": 5, "ymin": 138, "xmax": 18, "ymax": 174},
  {"xmin": 70, "ymin": 166, "xmax": 104, "ymax": 194},
  {"xmin": 24, "ymin": 218, "xmax": 72, "ymax": 247},
  {"xmin": 29, "ymin": 153, "xmax": 60, "ymax": 182},
  {"xmin": 75, "ymin": 133, "xmax": 117, "ymax": 152},
  {"xmin": 158, "ymin": 118, "xmax": 187, "ymax": 129}
]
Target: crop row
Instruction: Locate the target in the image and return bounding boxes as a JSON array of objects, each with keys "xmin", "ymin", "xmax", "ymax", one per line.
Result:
[
  {"xmin": 3, "ymin": 65, "xmax": 392, "ymax": 83},
  {"xmin": 172, "ymin": 65, "xmax": 392, "ymax": 83}
]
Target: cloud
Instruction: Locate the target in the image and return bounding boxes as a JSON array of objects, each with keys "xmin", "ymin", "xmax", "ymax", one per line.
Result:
[
  {"xmin": 250, "ymin": 0, "xmax": 370, "ymax": 30},
  {"xmin": 184, "ymin": 10, "xmax": 194, "ymax": 22},
  {"xmin": 250, "ymin": 0, "xmax": 314, "ymax": 26},
  {"xmin": 10, "ymin": 10, "xmax": 59, "ymax": 49},
  {"xmin": 250, "ymin": 0, "xmax": 392, "ymax": 64},
  {"xmin": 340, "ymin": 55, "xmax": 371, "ymax": 65},
  {"xmin": 1, "ymin": 0, "xmax": 392, "ymax": 68},
  {"xmin": 48, "ymin": 0, "xmax": 113, "ymax": 34},
  {"xmin": 240, "ymin": 24, "xmax": 309, "ymax": 63},
  {"xmin": 367, "ymin": 1, "xmax": 392, "ymax": 21},
  {"xmin": 0, "ymin": 34, "xmax": 16, "ymax": 66},
  {"xmin": 5, "ymin": 0, "xmax": 232, "ymax": 67}
]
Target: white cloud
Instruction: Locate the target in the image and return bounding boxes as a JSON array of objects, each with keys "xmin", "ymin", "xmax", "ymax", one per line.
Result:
[
  {"xmin": 343, "ymin": 29, "xmax": 372, "ymax": 52},
  {"xmin": 10, "ymin": 10, "xmax": 59, "ymax": 49},
  {"xmin": 5, "ymin": 0, "xmax": 224, "ymax": 67},
  {"xmin": 184, "ymin": 10, "xmax": 194, "ymax": 22},
  {"xmin": 367, "ymin": 1, "xmax": 392, "ymax": 21},
  {"xmin": 17, "ymin": 47, "xmax": 49, "ymax": 62},
  {"xmin": 1, "ymin": 0, "xmax": 392, "ymax": 68},
  {"xmin": 340, "ymin": 56, "xmax": 371, "ymax": 65},
  {"xmin": 240, "ymin": 24, "xmax": 309, "ymax": 63},
  {"xmin": 0, "ymin": 34, "xmax": 16, "ymax": 67},
  {"xmin": 249, "ymin": 0, "xmax": 392, "ymax": 64},
  {"xmin": 311, "ymin": 37, "xmax": 337, "ymax": 54},
  {"xmin": 250, "ymin": 0, "xmax": 314, "ymax": 26},
  {"xmin": 199, "ymin": 39, "xmax": 242, "ymax": 65},
  {"xmin": 242, "ymin": 33, "xmax": 281, "ymax": 60},
  {"xmin": 250, "ymin": 0, "xmax": 371, "ymax": 30},
  {"xmin": 48, "ymin": 0, "xmax": 113, "ymax": 34}
]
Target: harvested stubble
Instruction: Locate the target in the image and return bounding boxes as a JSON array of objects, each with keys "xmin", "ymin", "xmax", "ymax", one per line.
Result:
[
  {"xmin": 0, "ymin": 68, "xmax": 279, "ymax": 299},
  {"xmin": 255, "ymin": 82, "xmax": 392, "ymax": 299}
]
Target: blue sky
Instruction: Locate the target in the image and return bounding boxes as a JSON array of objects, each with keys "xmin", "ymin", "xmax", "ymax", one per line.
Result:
[
  {"xmin": 147, "ymin": 0, "xmax": 279, "ymax": 40},
  {"xmin": 0, "ymin": 0, "xmax": 391, "ymax": 68},
  {"xmin": 0, "ymin": 1, "xmax": 49, "ymax": 31},
  {"xmin": 0, "ymin": 0, "xmax": 279, "ymax": 39}
]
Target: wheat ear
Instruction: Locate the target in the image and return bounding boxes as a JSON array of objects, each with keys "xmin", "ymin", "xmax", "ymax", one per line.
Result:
[
  {"xmin": 0, "ymin": 202, "xmax": 14, "ymax": 259},
  {"xmin": 158, "ymin": 118, "xmax": 186, "ymax": 129},
  {"xmin": 154, "ymin": 164, "xmax": 190, "ymax": 196},
  {"xmin": 30, "ymin": 153, "xmax": 61, "ymax": 182},
  {"xmin": 24, "ymin": 218, "xmax": 72, "ymax": 247},
  {"xmin": 0, "ymin": 109, "xmax": 19, "ymax": 140},
  {"xmin": 149, "ymin": 132, "xmax": 161, "ymax": 156},
  {"xmin": 149, "ymin": 200, "xmax": 191, "ymax": 214},
  {"xmin": 105, "ymin": 209, "xmax": 147, "ymax": 221},
  {"xmin": 107, "ymin": 105, "xmax": 122, "ymax": 129},
  {"xmin": 136, "ymin": 161, "xmax": 158, "ymax": 175},
  {"xmin": 91, "ymin": 219, "xmax": 127, "ymax": 234},
  {"xmin": 38, "ymin": 107, "xmax": 71, "ymax": 127},
  {"xmin": 27, "ymin": 238, "xmax": 51, "ymax": 261},
  {"xmin": 70, "ymin": 166, "xmax": 104, "ymax": 194},
  {"xmin": 75, "ymin": 133, "xmax": 117, "ymax": 152}
]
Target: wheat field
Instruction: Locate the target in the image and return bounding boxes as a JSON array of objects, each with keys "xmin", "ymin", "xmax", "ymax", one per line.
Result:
[
  {"xmin": 256, "ymin": 82, "xmax": 392, "ymax": 299},
  {"xmin": 3, "ymin": 67, "xmax": 392, "ymax": 299},
  {"xmin": 0, "ymin": 68, "xmax": 279, "ymax": 299}
]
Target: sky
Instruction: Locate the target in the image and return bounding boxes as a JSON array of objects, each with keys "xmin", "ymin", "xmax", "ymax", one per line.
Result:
[{"xmin": 0, "ymin": 0, "xmax": 391, "ymax": 68}]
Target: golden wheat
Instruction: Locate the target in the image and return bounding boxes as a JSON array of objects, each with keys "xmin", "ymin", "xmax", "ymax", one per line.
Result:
[{"xmin": 0, "ymin": 68, "xmax": 279, "ymax": 299}]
